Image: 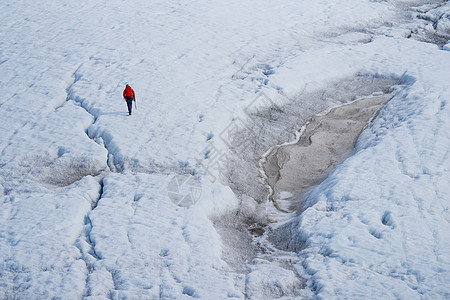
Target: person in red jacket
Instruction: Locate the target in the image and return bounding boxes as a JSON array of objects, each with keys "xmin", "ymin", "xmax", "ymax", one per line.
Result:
[{"xmin": 123, "ymin": 84, "xmax": 136, "ymax": 115}]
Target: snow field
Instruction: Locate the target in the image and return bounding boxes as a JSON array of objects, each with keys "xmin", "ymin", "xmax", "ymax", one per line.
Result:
[
  {"xmin": 293, "ymin": 38, "xmax": 450, "ymax": 298},
  {"xmin": 0, "ymin": 177, "xmax": 101, "ymax": 299},
  {"xmin": 0, "ymin": 0, "xmax": 449, "ymax": 299},
  {"xmin": 85, "ymin": 172, "xmax": 241, "ymax": 299}
]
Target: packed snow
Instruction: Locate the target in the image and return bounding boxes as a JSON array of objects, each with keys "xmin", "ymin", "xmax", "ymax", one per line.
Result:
[{"xmin": 0, "ymin": 0, "xmax": 449, "ymax": 299}]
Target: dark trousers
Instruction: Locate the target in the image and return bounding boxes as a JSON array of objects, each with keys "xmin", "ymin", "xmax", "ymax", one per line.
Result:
[{"xmin": 125, "ymin": 97, "xmax": 134, "ymax": 114}]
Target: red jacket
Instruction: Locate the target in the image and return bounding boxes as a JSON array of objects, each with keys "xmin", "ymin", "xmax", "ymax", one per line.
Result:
[{"xmin": 123, "ymin": 86, "xmax": 135, "ymax": 99}]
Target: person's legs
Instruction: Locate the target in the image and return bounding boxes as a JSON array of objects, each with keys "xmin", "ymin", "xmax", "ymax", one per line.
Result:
[{"xmin": 125, "ymin": 97, "xmax": 133, "ymax": 115}]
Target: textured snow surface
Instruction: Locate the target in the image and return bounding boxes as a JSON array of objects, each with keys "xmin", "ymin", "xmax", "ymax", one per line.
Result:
[
  {"xmin": 295, "ymin": 39, "xmax": 450, "ymax": 299},
  {"xmin": 0, "ymin": 0, "xmax": 449, "ymax": 299}
]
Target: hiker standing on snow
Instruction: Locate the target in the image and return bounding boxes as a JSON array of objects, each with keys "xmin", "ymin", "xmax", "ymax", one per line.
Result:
[{"xmin": 123, "ymin": 84, "xmax": 136, "ymax": 115}]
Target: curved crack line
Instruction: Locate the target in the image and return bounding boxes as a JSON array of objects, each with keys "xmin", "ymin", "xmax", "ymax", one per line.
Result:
[
  {"xmin": 65, "ymin": 65, "xmax": 116, "ymax": 172},
  {"xmin": 62, "ymin": 65, "xmax": 115, "ymax": 298},
  {"xmin": 78, "ymin": 178, "xmax": 104, "ymax": 299}
]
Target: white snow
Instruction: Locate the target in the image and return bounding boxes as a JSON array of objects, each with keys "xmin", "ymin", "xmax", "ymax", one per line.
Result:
[
  {"xmin": 0, "ymin": 0, "xmax": 449, "ymax": 299},
  {"xmin": 295, "ymin": 38, "xmax": 450, "ymax": 298}
]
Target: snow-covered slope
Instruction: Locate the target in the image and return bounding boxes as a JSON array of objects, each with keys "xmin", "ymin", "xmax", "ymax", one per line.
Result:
[
  {"xmin": 0, "ymin": 0, "xmax": 449, "ymax": 299},
  {"xmin": 292, "ymin": 38, "xmax": 450, "ymax": 299}
]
